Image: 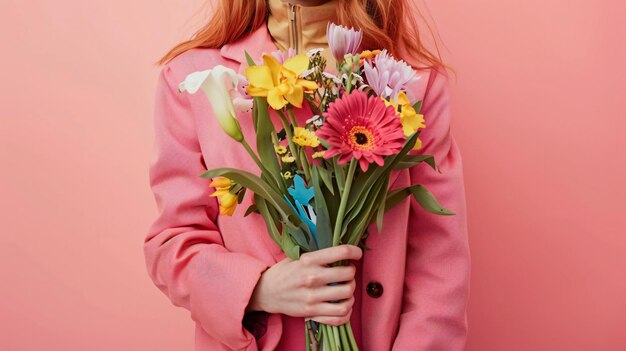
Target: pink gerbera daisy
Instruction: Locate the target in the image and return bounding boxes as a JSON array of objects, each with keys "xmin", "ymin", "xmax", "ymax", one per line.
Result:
[{"xmin": 317, "ymin": 90, "xmax": 406, "ymax": 172}]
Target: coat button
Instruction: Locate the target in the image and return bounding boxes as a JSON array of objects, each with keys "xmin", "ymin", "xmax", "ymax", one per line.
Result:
[{"xmin": 366, "ymin": 281, "xmax": 383, "ymax": 298}]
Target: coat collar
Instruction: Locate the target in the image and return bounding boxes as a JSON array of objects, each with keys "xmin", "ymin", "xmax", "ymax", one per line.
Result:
[{"xmin": 219, "ymin": 24, "xmax": 279, "ymax": 67}]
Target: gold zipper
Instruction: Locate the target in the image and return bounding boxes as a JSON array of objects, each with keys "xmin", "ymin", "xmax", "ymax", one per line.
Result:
[{"xmin": 288, "ymin": 3, "xmax": 300, "ymax": 54}]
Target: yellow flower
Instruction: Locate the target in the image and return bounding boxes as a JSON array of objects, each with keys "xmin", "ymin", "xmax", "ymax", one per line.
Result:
[
  {"xmin": 216, "ymin": 192, "xmax": 238, "ymax": 216},
  {"xmin": 292, "ymin": 127, "xmax": 320, "ymax": 147},
  {"xmin": 282, "ymin": 171, "xmax": 294, "ymax": 179},
  {"xmin": 312, "ymin": 151, "xmax": 326, "ymax": 159},
  {"xmin": 274, "ymin": 145, "xmax": 287, "ymax": 154},
  {"xmin": 400, "ymin": 105, "xmax": 426, "ymax": 137},
  {"xmin": 281, "ymin": 154, "xmax": 296, "ymax": 163},
  {"xmin": 245, "ymin": 53, "xmax": 318, "ymax": 110},
  {"xmin": 209, "ymin": 176, "xmax": 238, "ymax": 216},
  {"xmin": 209, "ymin": 176, "xmax": 233, "ymax": 189},
  {"xmin": 383, "ymin": 92, "xmax": 426, "ymax": 150}
]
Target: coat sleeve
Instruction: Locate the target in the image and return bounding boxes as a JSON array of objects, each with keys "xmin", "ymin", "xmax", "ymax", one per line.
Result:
[
  {"xmin": 391, "ymin": 68, "xmax": 471, "ymax": 350},
  {"xmin": 143, "ymin": 64, "xmax": 271, "ymax": 351}
]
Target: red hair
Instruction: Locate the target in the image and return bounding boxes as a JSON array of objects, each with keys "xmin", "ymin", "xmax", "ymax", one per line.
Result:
[{"xmin": 157, "ymin": 0, "xmax": 448, "ymax": 72}]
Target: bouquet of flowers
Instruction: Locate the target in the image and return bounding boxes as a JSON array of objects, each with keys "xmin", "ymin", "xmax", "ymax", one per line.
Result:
[{"xmin": 178, "ymin": 22, "xmax": 454, "ymax": 351}]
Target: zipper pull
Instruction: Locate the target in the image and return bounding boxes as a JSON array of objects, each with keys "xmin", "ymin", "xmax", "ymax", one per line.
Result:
[
  {"xmin": 288, "ymin": 3, "xmax": 299, "ymax": 54},
  {"xmin": 288, "ymin": 3, "xmax": 296, "ymax": 21}
]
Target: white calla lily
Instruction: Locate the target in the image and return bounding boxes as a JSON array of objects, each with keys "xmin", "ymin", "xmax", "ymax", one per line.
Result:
[{"xmin": 179, "ymin": 65, "xmax": 244, "ymax": 142}]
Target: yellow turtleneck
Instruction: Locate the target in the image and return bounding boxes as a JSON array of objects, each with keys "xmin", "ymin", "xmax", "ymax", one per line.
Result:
[{"xmin": 266, "ymin": 0, "xmax": 339, "ymax": 69}]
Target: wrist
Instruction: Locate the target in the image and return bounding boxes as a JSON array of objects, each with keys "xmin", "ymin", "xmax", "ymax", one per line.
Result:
[{"xmin": 247, "ymin": 270, "xmax": 269, "ymax": 313}]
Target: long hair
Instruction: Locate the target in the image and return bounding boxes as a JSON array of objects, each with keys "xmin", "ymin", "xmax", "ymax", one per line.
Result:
[{"xmin": 157, "ymin": 0, "xmax": 447, "ymax": 72}]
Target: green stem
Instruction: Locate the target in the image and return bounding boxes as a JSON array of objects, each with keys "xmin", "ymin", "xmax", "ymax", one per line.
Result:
[
  {"xmin": 345, "ymin": 321, "xmax": 358, "ymax": 350},
  {"xmin": 339, "ymin": 324, "xmax": 350, "ymax": 350},
  {"xmin": 306, "ymin": 321, "xmax": 311, "ymax": 351},
  {"xmin": 299, "ymin": 148, "xmax": 312, "ymax": 182},
  {"xmin": 276, "ymin": 109, "xmax": 302, "ymax": 172},
  {"xmin": 287, "ymin": 105, "xmax": 300, "ymax": 127},
  {"xmin": 332, "ymin": 159, "xmax": 357, "ymax": 246},
  {"xmin": 322, "ymin": 324, "xmax": 333, "ymax": 351},
  {"xmin": 334, "ymin": 158, "xmax": 345, "ymax": 192},
  {"xmin": 332, "ymin": 325, "xmax": 341, "ymax": 350},
  {"xmin": 287, "ymin": 105, "xmax": 312, "ymax": 182},
  {"xmin": 240, "ymin": 139, "xmax": 265, "ymax": 172}
]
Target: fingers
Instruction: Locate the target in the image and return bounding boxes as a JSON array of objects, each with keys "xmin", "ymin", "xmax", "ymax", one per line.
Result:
[
  {"xmin": 300, "ymin": 245, "xmax": 363, "ymax": 266},
  {"xmin": 306, "ymin": 295, "xmax": 354, "ymax": 318},
  {"xmin": 306, "ymin": 264, "xmax": 356, "ymax": 286},
  {"xmin": 308, "ymin": 302, "xmax": 353, "ymax": 326},
  {"xmin": 313, "ymin": 280, "xmax": 356, "ymax": 302}
]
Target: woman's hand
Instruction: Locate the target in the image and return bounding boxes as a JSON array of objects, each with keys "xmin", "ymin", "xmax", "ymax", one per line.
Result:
[{"xmin": 246, "ymin": 244, "xmax": 363, "ymax": 326}]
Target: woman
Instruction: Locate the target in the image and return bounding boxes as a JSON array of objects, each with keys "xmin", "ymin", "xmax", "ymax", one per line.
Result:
[{"xmin": 144, "ymin": 0, "xmax": 470, "ymax": 350}]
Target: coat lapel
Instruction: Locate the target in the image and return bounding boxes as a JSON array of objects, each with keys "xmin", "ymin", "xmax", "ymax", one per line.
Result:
[{"xmin": 219, "ymin": 24, "xmax": 278, "ymax": 71}]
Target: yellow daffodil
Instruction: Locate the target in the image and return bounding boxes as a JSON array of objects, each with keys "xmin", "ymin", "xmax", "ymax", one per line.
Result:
[
  {"xmin": 312, "ymin": 151, "xmax": 326, "ymax": 159},
  {"xmin": 245, "ymin": 54, "xmax": 318, "ymax": 110},
  {"xmin": 292, "ymin": 127, "xmax": 320, "ymax": 147},
  {"xmin": 274, "ymin": 145, "xmax": 287, "ymax": 154},
  {"xmin": 383, "ymin": 92, "xmax": 426, "ymax": 150},
  {"xmin": 209, "ymin": 177, "xmax": 238, "ymax": 216}
]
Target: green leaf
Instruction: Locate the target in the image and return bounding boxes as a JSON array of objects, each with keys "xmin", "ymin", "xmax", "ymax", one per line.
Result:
[
  {"xmin": 200, "ymin": 168, "xmax": 294, "ymax": 219},
  {"xmin": 344, "ymin": 176, "xmax": 386, "ymax": 245},
  {"xmin": 333, "ymin": 158, "xmax": 346, "ymax": 192},
  {"xmin": 321, "ymin": 178, "xmax": 339, "ymax": 230},
  {"xmin": 413, "ymin": 100, "xmax": 423, "ymax": 114},
  {"xmin": 412, "ymin": 184, "xmax": 456, "ymax": 215},
  {"xmin": 343, "ymin": 179, "xmax": 377, "ymax": 232},
  {"xmin": 318, "ymin": 137, "xmax": 331, "ymax": 150},
  {"xmin": 315, "ymin": 166, "xmax": 335, "ymax": 195},
  {"xmin": 244, "ymin": 203, "xmax": 258, "ymax": 217},
  {"xmin": 383, "ymin": 187, "xmax": 413, "ymax": 212},
  {"xmin": 375, "ymin": 177, "xmax": 391, "ymax": 233},
  {"xmin": 254, "ymin": 194, "xmax": 281, "ymax": 246},
  {"xmin": 230, "ymin": 183, "xmax": 243, "ymax": 194},
  {"xmin": 394, "ymin": 154, "xmax": 437, "ymax": 171},
  {"xmin": 311, "ymin": 167, "xmax": 333, "ymax": 249},
  {"xmin": 288, "ymin": 224, "xmax": 311, "ymax": 251},
  {"xmin": 282, "ymin": 225, "xmax": 301, "ymax": 260},
  {"xmin": 384, "ymin": 184, "xmax": 455, "ymax": 216},
  {"xmin": 253, "ymin": 96, "xmax": 286, "ymax": 193},
  {"xmin": 236, "ymin": 187, "xmax": 246, "ymax": 204},
  {"xmin": 244, "ymin": 50, "xmax": 256, "ymax": 67},
  {"xmin": 346, "ymin": 131, "xmax": 420, "ymax": 215}
]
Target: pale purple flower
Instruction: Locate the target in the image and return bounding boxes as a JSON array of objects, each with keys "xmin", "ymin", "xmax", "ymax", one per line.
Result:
[
  {"xmin": 231, "ymin": 73, "xmax": 253, "ymax": 112},
  {"xmin": 362, "ymin": 49, "xmax": 420, "ymax": 101},
  {"xmin": 232, "ymin": 97, "xmax": 253, "ymax": 113},
  {"xmin": 327, "ymin": 22, "xmax": 363, "ymax": 62},
  {"xmin": 270, "ymin": 47, "xmax": 297, "ymax": 64},
  {"xmin": 235, "ymin": 73, "xmax": 251, "ymax": 98},
  {"xmin": 253, "ymin": 48, "xmax": 296, "ymax": 66}
]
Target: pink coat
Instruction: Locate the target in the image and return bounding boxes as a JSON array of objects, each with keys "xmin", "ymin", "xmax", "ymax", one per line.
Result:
[{"xmin": 144, "ymin": 23, "xmax": 470, "ymax": 351}]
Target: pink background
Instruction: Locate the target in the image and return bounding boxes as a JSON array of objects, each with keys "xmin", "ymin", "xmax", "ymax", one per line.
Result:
[{"xmin": 1, "ymin": 0, "xmax": 624, "ymax": 350}]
